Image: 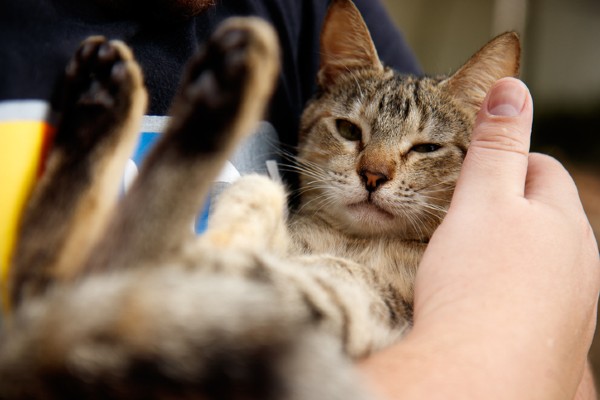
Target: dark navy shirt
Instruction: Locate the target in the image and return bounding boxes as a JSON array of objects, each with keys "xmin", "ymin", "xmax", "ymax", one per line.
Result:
[{"xmin": 0, "ymin": 0, "xmax": 420, "ymax": 148}]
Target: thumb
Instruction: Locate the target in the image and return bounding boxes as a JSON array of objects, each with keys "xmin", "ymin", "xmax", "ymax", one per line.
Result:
[{"xmin": 452, "ymin": 78, "xmax": 533, "ymax": 207}]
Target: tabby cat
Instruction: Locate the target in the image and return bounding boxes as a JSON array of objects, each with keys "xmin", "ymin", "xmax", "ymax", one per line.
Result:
[{"xmin": 0, "ymin": 0, "xmax": 520, "ymax": 398}]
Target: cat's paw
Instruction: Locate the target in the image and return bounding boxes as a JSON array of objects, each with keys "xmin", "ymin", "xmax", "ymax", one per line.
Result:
[
  {"xmin": 55, "ymin": 36, "xmax": 146, "ymax": 154},
  {"xmin": 168, "ymin": 17, "xmax": 280, "ymax": 153},
  {"xmin": 202, "ymin": 175, "xmax": 289, "ymax": 253}
]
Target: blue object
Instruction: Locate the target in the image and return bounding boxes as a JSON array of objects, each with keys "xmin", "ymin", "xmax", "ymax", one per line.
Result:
[{"xmin": 131, "ymin": 131, "xmax": 210, "ymax": 234}]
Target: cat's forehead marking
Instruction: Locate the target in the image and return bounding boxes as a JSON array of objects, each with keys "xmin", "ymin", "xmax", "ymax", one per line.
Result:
[
  {"xmin": 323, "ymin": 70, "xmax": 471, "ymax": 152},
  {"xmin": 358, "ymin": 74, "xmax": 469, "ymax": 146},
  {"xmin": 357, "ymin": 75, "xmax": 431, "ymax": 141}
]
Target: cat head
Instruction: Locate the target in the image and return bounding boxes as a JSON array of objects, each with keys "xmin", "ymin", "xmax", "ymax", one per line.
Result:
[{"xmin": 297, "ymin": 0, "xmax": 520, "ymax": 240}]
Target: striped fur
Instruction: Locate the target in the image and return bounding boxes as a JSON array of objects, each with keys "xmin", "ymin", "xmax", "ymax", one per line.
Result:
[{"xmin": 0, "ymin": 1, "xmax": 520, "ymax": 399}]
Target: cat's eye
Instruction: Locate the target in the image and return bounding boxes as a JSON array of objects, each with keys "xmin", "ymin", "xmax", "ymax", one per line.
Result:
[
  {"xmin": 410, "ymin": 143, "xmax": 442, "ymax": 153},
  {"xmin": 336, "ymin": 119, "xmax": 362, "ymax": 142}
]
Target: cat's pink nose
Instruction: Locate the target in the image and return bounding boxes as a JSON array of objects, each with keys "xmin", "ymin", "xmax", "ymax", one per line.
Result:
[{"xmin": 360, "ymin": 169, "xmax": 389, "ymax": 192}]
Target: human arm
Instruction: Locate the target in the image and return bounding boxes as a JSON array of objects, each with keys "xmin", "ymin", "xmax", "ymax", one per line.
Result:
[{"xmin": 358, "ymin": 77, "xmax": 600, "ymax": 399}]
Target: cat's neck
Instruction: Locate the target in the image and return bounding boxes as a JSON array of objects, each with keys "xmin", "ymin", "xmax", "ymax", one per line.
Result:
[{"xmin": 289, "ymin": 211, "xmax": 425, "ymax": 302}]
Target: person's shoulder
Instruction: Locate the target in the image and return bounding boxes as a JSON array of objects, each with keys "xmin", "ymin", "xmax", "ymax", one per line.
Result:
[
  {"xmin": 239, "ymin": 0, "xmax": 331, "ymax": 23},
  {"xmin": 240, "ymin": 0, "xmax": 421, "ymax": 75}
]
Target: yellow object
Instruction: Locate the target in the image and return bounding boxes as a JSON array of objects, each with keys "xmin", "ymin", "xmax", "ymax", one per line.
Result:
[{"xmin": 0, "ymin": 103, "xmax": 54, "ymax": 313}]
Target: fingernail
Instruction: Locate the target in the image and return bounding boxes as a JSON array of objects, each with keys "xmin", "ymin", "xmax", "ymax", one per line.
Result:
[{"xmin": 487, "ymin": 79, "xmax": 527, "ymax": 117}]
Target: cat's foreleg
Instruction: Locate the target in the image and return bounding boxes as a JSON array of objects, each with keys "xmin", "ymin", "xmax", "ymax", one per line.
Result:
[
  {"xmin": 9, "ymin": 37, "xmax": 147, "ymax": 307},
  {"xmin": 85, "ymin": 18, "xmax": 280, "ymax": 273}
]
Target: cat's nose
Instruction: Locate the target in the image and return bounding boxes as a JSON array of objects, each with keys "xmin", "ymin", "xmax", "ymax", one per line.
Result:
[{"xmin": 359, "ymin": 169, "xmax": 389, "ymax": 192}]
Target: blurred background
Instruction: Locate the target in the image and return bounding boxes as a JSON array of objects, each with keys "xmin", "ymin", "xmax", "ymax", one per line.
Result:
[{"xmin": 381, "ymin": 0, "xmax": 600, "ymax": 383}]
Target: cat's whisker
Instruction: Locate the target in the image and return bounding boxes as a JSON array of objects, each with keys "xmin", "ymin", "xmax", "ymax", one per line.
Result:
[
  {"xmin": 313, "ymin": 195, "xmax": 342, "ymax": 217},
  {"xmin": 419, "ymin": 206, "xmax": 446, "ymax": 223},
  {"xmin": 317, "ymin": 51, "xmax": 366, "ymax": 99},
  {"xmin": 410, "ymin": 217, "xmax": 426, "ymax": 240},
  {"xmin": 419, "ymin": 187, "xmax": 454, "ymax": 196},
  {"xmin": 401, "ymin": 210, "xmax": 426, "ymax": 241},
  {"xmin": 298, "ymin": 193, "xmax": 335, "ymax": 216},
  {"xmin": 396, "ymin": 200, "xmax": 439, "ymax": 237},
  {"xmin": 296, "ymin": 191, "xmax": 330, "ymax": 213},
  {"xmin": 417, "ymin": 193, "xmax": 452, "ymax": 208},
  {"xmin": 277, "ymin": 157, "xmax": 331, "ymax": 181},
  {"xmin": 298, "ymin": 184, "xmax": 338, "ymax": 203},
  {"xmin": 293, "ymin": 183, "xmax": 333, "ymax": 196},
  {"xmin": 293, "ymin": 181, "xmax": 323, "ymax": 191},
  {"xmin": 350, "ymin": 74, "xmax": 365, "ymax": 99},
  {"xmin": 415, "ymin": 179, "xmax": 457, "ymax": 192},
  {"xmin": 278, "ymin": 165, "xmax": 329, "ymax": 182},
  {"xmin": 417, "ymin": 193, "xmax": 450, "ymax": 202},
  {"xmin": 303, "ymin": 178, "xmax": 337, "ymax": 189},
  {"xmin": 417, "ymin": 198, "xmax": 449, "ymax": 213},
  {"xmin": 277, "ymin": 150, "xmax": 323, "ymax": 170},
  {"xmin": 417, "ymin": 197, "xmax": 451, "ymax": 211},
  {"xmin": 301, "ymin": 185, "xmax": 341, "ymax": 211},
  {"xmin": 291, "ymin": 186, "xmax": 331, "ymax": 203}
]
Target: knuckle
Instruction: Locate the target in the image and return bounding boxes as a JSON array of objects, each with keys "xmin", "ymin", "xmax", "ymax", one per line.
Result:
[
  {"xmin": 470, "ymin": 123, "xmax": 529, "ymax": 157},
  {"xmin": 529, "ymin": 153, "xmax": 570, "ymax": 178}
]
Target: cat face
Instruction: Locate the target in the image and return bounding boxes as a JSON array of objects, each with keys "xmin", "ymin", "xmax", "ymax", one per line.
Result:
[
  {"xmin": 298, "ymin": 72, "xmax": 469, "ymax": 239},
  {"xmin": 296, "ymin": 0, "xmax": 520, "ymax": 240}
]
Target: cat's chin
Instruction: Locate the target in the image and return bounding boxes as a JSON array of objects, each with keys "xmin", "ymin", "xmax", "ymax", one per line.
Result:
[
  {"xmin": 337, "ymin": 201, "xmax": 401, "ymax": 236},
  {"xmin": 347, "ymin": 201, "xmax": 395, "ymax": 221},
  {"xmin": 334, "ymin": 201, "xmax": 432, "ymax": 240}
]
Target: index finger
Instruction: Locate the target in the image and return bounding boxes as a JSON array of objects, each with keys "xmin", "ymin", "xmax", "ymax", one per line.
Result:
[{"xmin": 525, "ymin": 153, "xmax": 583, "ymax": 212}]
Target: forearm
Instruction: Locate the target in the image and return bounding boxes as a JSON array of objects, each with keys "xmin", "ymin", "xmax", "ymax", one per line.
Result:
[{"xmin": 358, "ymin": 337, "xmax": 596, "ymax": 400}]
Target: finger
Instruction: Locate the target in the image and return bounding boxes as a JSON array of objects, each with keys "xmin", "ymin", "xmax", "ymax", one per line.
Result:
[
  {"xmin": 527, "ymin": 153, "xmax": 600, "ymax": 261},
  {"xmin": 524, "ymin": 153, "xmax": 582, "ymax": 211},
  {"xmin": 452, "ymin": 78, "xmax": 533, "ymax": 207}
]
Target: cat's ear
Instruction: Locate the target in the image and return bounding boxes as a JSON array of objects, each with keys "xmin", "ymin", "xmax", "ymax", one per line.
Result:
[
  {"xmin": 443, "ymin": 32, "xmax": 521, "ymax": 115},
  {"xmin": 318, "ymin": 0, "xmax": 384, "ymax": 87}
]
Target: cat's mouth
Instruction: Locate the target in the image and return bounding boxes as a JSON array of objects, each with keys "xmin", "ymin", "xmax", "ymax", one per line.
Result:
[{"xmin": 347, "ymin": 201, "xmax": 395, "ymax": 220}]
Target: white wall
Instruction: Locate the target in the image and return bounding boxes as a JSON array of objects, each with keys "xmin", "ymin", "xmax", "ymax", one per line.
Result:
[{"xmin": 382, "ymin": 0, "xmax": 600, "ymax": 112}]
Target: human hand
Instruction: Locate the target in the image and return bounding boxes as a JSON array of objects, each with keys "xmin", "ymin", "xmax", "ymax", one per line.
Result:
[{"xmin": 359, "ymin": 78, "xmax": 600, "ymax": 399}]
